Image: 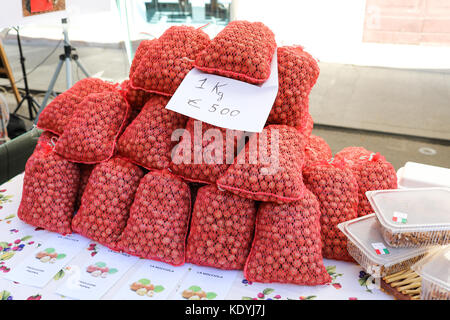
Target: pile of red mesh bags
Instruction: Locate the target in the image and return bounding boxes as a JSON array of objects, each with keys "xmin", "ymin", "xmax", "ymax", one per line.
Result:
[
  {"xmin": 54, "ymin": 90, "xmax": 129, "ymax": 163},
  {"xmin": 335, "ymin": 147, "xmax": 398, "ymax": 217},
  {"xmin": 117, "ymin": 95, "xmax": 188, "ymax": 170},
  {"xmin": 194, "ymin": 21, "xmax": 277, "ymax": 84},
  {"xmin": 186, "ymin": 185, "xmax": 257, "ymax": 270},
  {"xmin": 18, "ymin": 138, "xmax": 80, "ymax": 235},
  {"xmin": 37, "ymin": 78, "xmax": 117, "ymax": 135},
  {"xmin": 244, "ymin": 189, "xmax": 331, "ymax": 285},
  {"xmin": 170, "ymin": 119, "xmax": 245, "ymax": 184},
  {"xmin": 131, "ymin": 26, "xmax": 210, "ymax": 96},
  {"xmin": 217, "ymin": 125, "xmax": 307, "ymax": 203},
  {"xmin": 117, "ymin": 171, "xmax": 191, "ymax": 266},
  {"xmin": 71, "ymin": 157, "xmax": 144, "ymax": 249},
  {"xmin": 266, "ymin": 46, "xmax": 319, "ymax": 130},
  {"xmin": 304, "ymin": 134, "xmax": 332, "ymax": 167},
  {"xmin": 303, "ymin": 159, "xmax": 358, "ymax": 261}
]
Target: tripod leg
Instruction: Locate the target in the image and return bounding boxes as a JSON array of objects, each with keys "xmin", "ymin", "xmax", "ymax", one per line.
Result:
[
  {"xmin": 13, "ymin": 96, "xmax": 26, "ymax": 114},
  {"xmin": 65, "ymin": 55, "xmax": 72, "ymax": 89},
  {"xmin": 74, "ymin": 58, "xmax": 90, "ymax": 78},
  {"xmin": 35, "ymin": 57, "xmax": 65, "ymax": 124}
]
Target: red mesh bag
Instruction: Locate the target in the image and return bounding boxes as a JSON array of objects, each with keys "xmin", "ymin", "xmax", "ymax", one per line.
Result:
[
  {"xmin": 244, "ymin": 189, "xmax": 332, "ymax": 285},
  {"xmin": 117, "ymin": 95, "xmax": 187, "ymax": 170},
  {"xmin": 129, "ymin": 39, "xmax": 156, "ymax": 77},
  {"xmin": 304, "ymin": 134, "xmax": 332, "ymax": 168},
  {"xmin": 121, "ymin": 79, "xmax": 152, "ymax": 111},
  {"xmin": 303, "ymin": 113, "xmax": 314, "ymax": 137},
  {"xmin": 334, "ymin": 147, "xmax": 398, "ymax": 217},
  {"xmin": 266, "ymin": 46, "xmax": 319, "ymax": 128},
  {"xmin": 75, "ymin": 164, "xmax": 95, "ymax": 210},
  {"xmin": 170, "ymin": 119, "xmax": 245, "ymax": 184},
  {"xmin": 37, "ymin": 78, "xmax": 117, "ymax": 135},
  {"xmin": 71, "ymin": 157, "xmax": 144, "ymax": 249},
  {"xmin": 217, "ymin": 125, "xmax": 307, "ymax": 203},
  {"xmin": 55, "ymin": 90, "xmax": 129, "ymax": 163},
  {"xmin": 186, "ymin": 185, "xmax": 256, "ymax": 270},
  {"xmin": 34, "ymin": 131, "xmax": 58, "ymax": 153},
  {"xmin": 117, "ymin": 171, "xmax": 191, "ymax": 266},
  {"xmin": 194, "ymin": 21, "xmax": 276, "ymax": 84},
  {"xmin": 131, "ymin": 26, "xmax": 210, "ymax": 96},
  {"xmin": 18, "ymin": 142, "xmax": 80, "ymax": 235},
  {"xmin": 303, "ymin": 160, "xmax": 358, "ymax": 261}
]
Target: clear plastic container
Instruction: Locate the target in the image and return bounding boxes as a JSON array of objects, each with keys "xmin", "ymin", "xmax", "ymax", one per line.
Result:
[
  {"xmin": 412, "ymin": 245, "xmax": 450, "ymax": 300},
  {"xmin": 338, "ymin": 214, "xmax": 430, "ymax": 278},
  {"xmin": 397, "ymin": 162, "xmax": 450, "ymax": 189},
  {"xmin": 367, "ymin": 188, "xmax": 450, "ymax": 248}
]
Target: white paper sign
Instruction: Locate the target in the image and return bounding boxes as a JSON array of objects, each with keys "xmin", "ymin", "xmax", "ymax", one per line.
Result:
[
  {"xmin": 175, "ymin": 265, "xmax": 238, "ymax": 300},
  {"xmin": 111, "ymin": 260, "xmax": 189, "ymax": 300},
  {"xmin": 4, "ymin": 233, "xmax": 88, "ymax": 288},
  {"xmin": 55, "ymin": 249, "xmax": 139, "ymax": 300},
  {"xmin": 166, "ymin": 52, "xmax": 279, "ymax": 133}
]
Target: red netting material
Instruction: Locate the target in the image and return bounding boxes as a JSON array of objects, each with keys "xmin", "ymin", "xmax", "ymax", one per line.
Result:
[
  {"xmin": 170, "ymin": 119, "xmax": 245, "ymax": 184},
  {"xmin": 244, "ymin": 189, "xmax": 332, "ymax": 285},
  {"xmin": 217, "ymin": 125, "xmax": 307, "ymax": 203},
  {"xmin": 117, "ymin": 171, "xmax": 191, "ymax": 266},
  {"xmin": 303, "ymin": 160, "xmax": 358, "ymax": 261},
  {"xmin": 118, "ymin": 95, "xmax": 187, "ymax": 170},
  {"xmin": 34, "ymin": 131, "xmax": 57, "ymax": 153},
  {"xmin": 121, "ymin": 80, "xmax": 152, "ymax": 111},
  {"xmin": 129, "ymin": 39, "xmax": 156, "ymax": 77},
  {"xmin": 186, "ymin": 185, "xmax": 256, "ymax": 270},
  {"xmin": 334, "ymin": 147, "xmax": 398, "ymax": 217},
  {"xmin": 303, "ymin": 113, "xmax": 314, "ymax": 137},
  {"xmin": 266, "ymin": 46, "xmax": 319, "ymax": 128},
  {"xmin": 71, "ymin": 157, "xmax": 144, "ymax": 250},
  {"xmin": 194, "ymin": 21, "xmax": 276, "ymax": 84},
  {"xmin": 131, "ymin": 26, "xmax": 210, "ymax": 96},
  {"xmin": 37, "ymin": 78, "xmax": 117, "ymax": 135},
  {"xmin": 75, "ymin": 164, "xmax": 95, "ymax": 210},
  {"xmin": 55, "ymin": 90, "xmax": 129, "ymax": 163},
  {"xmin": 18, "ymin": 143, "xmax": 80, "ymax": 235},
  {"xmin": 304, "ymin": 135, "xmax": 332, "ymax": 168}
]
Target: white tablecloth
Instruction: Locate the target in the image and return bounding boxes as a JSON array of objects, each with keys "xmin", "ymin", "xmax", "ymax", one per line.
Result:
[{"xmin": 0, "ymin": 173, "xmax": 392, "ymax": 300}]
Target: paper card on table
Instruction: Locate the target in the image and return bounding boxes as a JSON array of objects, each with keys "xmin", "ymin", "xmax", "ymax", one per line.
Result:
[
  {"xmin": 175, "ymin": 265, "xmax": 238, "ymax": 300},
  {"xmin": 3, "ymin": 233, "xmax": 88, "ymax": 288},
  {"xmin": 55, "ymin": 249, "xmax": 139, "ymax": 300},
  {"xmin": 111, "ymin": 260, "xmax": 189, "ymax": 300},
  {"xmin": 166, "ymin": 52, "xmax": 278, "ymax": 133}
]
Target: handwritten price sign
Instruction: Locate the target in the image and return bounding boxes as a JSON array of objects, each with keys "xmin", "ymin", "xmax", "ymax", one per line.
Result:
[{"xmin": 166, "ymin": 52, "xmax": 278, "ymax": 133}]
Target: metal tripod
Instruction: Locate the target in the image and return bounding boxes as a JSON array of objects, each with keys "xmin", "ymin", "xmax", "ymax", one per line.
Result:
[
  {"xmin": 12, "ymin": 27, "xmax": 41, "ymax": 121},
  {"xmin": 34, "ymin": 18, "xmax": 90, "ymax": 124}
]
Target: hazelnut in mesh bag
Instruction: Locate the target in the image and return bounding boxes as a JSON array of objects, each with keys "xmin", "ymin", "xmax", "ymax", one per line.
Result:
[
  {"xmin": 71, "ymin": 157, "xmax": 144, "ymax": 250},
  {"xmin": 37, "ymin": 78, "xmax": 117, "ymax": 135},
  {"xmin": 303, "ymin": 113, "xmax": 314, "ymax": 138},
  {"xmin": 117, "ymin": 171, "xmax": 191, "ymax": 266},
  {"xmin": 304, "ymin": 134, "xmax": 332, "ymax": 168},
  {"xmin": 186, "ymin": 185, "xmax": 257, "ymax": 270},
  {"xmin": 334, "ymin": 147, "xmax": 398, "ymax": 217},
  {"xmin": 303, "ymin": 159, "xmax": 358, "ymax": 261},
  {"xmin": 217, "ymin": 125, "xmax": 307, "ymax": 203},
  {"xmin": 267, "ymin": 46, "xmax": 319, "ymax": 129},
  {"xmin": 118, "ymin": 95, "xmax": 187, "ymax": 170},
  {"xmin": 170, "ymin": 119, "xmax": 245, "ymax": 184},
  {"xmin": 121, "ymin": 79, "xmax": 152, "ymax": 111},
  {"xmin": 194, "ymin": 20, "xmax": 276, "ymax": 84},
  {"xmin": 129, "ymin": 39, "xmax": 156, "ymax": 77},
  {"xmin": 131, "ymin": 26, "xmax": 210, "ymax": 96},
  {"xmin": 75, "ymin": 164, "xmax": 95, "ymax": 210},
  {"xmin": 18, "ymin": 139, "xmax": 80, "ymax": 235},
  {"xmin": 244, "ymin": 189, "xmax": 332, "ymax": 285},
  {"xmin": 55, "ymin": 90, "xmax": 129, "ymax": 163}
]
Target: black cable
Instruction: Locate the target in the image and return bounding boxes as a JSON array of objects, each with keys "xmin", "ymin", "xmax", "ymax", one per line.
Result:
[{"xmin": 13, "ymin": 39, "xmax": 63, "ymax": 84}]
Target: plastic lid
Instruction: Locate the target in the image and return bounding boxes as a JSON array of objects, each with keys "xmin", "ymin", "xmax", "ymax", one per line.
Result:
[
  {"xmin": 338, "ymin": 214, "xmax": 429, "ymax": 266},
  {"xmin": 367, "ymin": 188, "xmax": 450, "ymax": 232},
  {"xmin": 398, "ymin": 162, "xmax": 450, "ymax": 189},
  {"xmin": 412, "ymin": 245, "xmax": 450, "ymax": 291}
]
